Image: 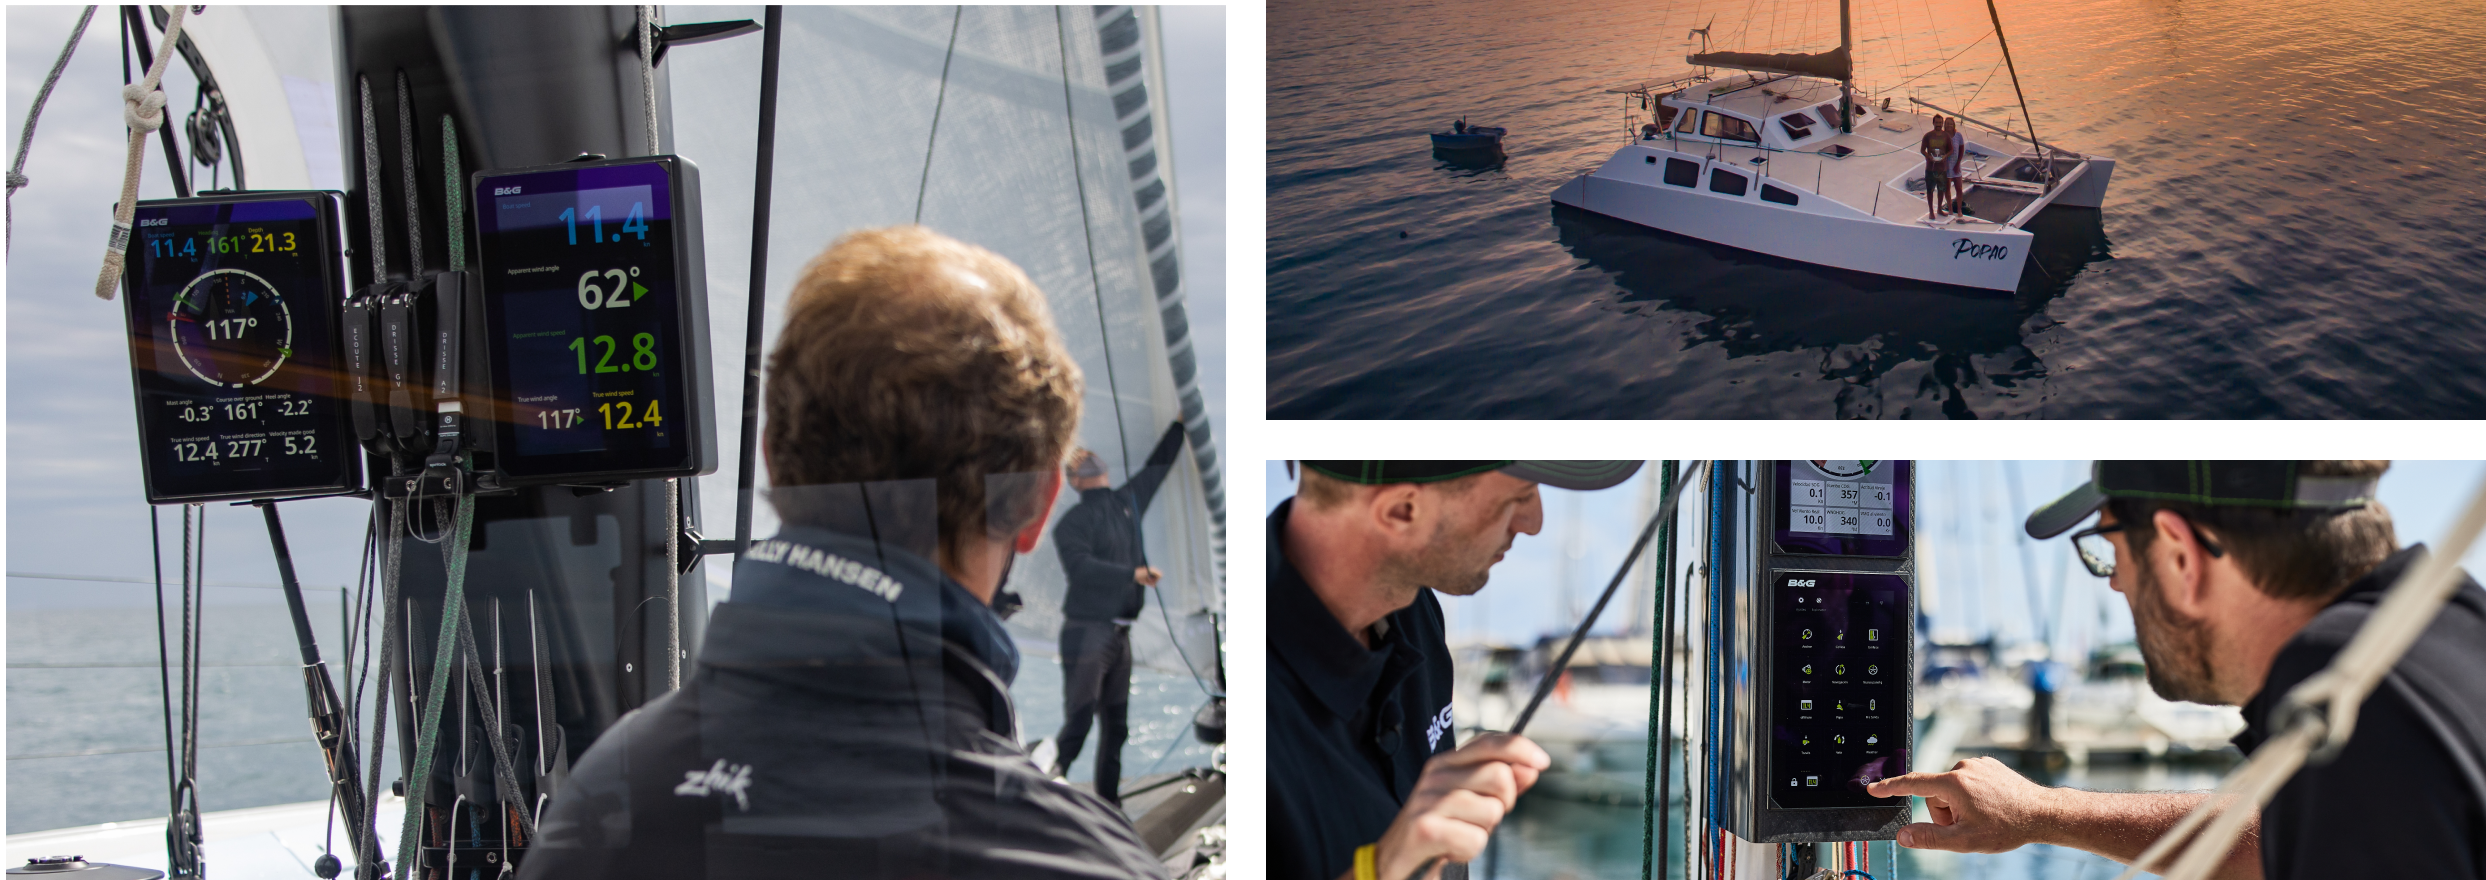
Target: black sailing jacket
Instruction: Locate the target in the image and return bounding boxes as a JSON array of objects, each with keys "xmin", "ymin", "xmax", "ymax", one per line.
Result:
[
  {"xmin": 520, "ymin": 513, "xmax": 1166, "ymax": 880},
  {"xmin": 1056, "ymin": 424, "xmax": 1187, "ymax": 622}
]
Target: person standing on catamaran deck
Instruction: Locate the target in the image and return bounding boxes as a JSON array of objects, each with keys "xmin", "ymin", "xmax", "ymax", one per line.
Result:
[
  {"xmin": 1949, "ymin": 118, "xmax": 1971, "ymax": 216},
  {"xmin": 1268, "ymin": 461, "xmax": 1642, "ymax": 880},
  {"xmin": 1922, "ymin": 118, "xmax": 1956, "ymax": 218},
  {"xmin": 1050, "ymin": 423, "xmax": 1188, "ymax": 806},
  {"xmin": 1868, "ymin": 461, "xmax": 2486, "ymax": 880}
]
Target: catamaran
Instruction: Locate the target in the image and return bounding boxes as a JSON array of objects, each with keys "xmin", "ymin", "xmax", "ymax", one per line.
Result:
[{"xmin": 1550, "ymin": 1, "xmax": 2113, "ymax": 291}]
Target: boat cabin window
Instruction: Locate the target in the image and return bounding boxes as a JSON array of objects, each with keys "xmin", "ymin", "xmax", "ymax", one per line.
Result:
[
  {"xmin": 1664, "ymin": 157, "xmax": 1701, "ymax": 187},
  {"xmin": 1675, "ymin": 109, "xmax": 1700, "ymax": 134},
  {"xmin": 1761, "ymin": 183, "xmax": 1800, "ymax": 206},
  {"xmin": 1777, "ymin": 115, "xmax": 1815, "ymax": 141},
  {"xmin": 1709, "ymin": 167, "xmax": 1750, "ymax": 197},
  {"xmin": 1702, "ymin": 112, "xmax": 1759, "ymax": 143},
  {"xmin": 1815, "ymin": 104, "xmax": 1842, "ymax": 129}
]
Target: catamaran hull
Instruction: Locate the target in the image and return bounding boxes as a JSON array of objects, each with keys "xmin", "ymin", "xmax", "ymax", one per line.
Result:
[{"xmin": 1551, "ymin": 167, "xmax": 2033, "ymax": 292}]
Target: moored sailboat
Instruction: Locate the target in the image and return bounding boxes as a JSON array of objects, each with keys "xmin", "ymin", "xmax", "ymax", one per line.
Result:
[{"xmin": 1551, "ymin": 0, "xmax": 2112, "ymax": 292}]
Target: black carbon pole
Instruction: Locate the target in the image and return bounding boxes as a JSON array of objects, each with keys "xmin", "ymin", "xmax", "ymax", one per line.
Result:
[
  {"xmin": 731, "ymin": 5, "xmax": 783, "ymax": 554},
  {"xmin": 256, "ymin": 501, "xmax": 379, "ymax": 876}
]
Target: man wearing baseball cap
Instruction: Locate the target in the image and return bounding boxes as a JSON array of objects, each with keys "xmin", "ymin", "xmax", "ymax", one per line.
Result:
[
  {"xmin": 1867, "ymin": 462, "xmax": 2486, "ymax": 879},
  {"xmin": 1270, "ymin": 461, "xmax": 1643, "ymax": 880}
]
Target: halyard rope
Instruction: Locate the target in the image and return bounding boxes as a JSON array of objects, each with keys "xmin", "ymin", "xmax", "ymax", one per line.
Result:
[{"xmin": 93, "ymin": 3, "xmax": 186, "ymax": 300}]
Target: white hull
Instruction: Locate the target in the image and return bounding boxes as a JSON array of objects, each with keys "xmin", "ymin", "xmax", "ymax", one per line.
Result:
[{"xmin": 1552, "ymin": 143, "xmax": 2041, "ymax": 291}]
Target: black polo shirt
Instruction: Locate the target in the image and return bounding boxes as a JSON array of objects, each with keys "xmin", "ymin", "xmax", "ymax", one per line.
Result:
[
  {"xmin": 2234, "ymin": 544, "xmax": 2486, "ymax": 880},
  {"xmin": 1269, "ymin": 499, "xmax": 1461, "ymax": 880}
]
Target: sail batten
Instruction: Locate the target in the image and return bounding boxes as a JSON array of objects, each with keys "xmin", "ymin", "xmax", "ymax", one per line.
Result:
[{"xmin": 1687, "ymin": 47, "xmax": 1850, "ymax": 81}]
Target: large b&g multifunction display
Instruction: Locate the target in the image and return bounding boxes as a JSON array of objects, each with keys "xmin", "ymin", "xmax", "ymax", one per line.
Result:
[
  {"xmin": 123, "ymin": 192, "xmax": 361, "ymax": 504},
  {"xmin": 473, "ymin": 156, "xmax": 715, "ymax": 484},
  {"xmin": 1771, "ymin": 571, "xmax": 1910, "ymax": 808}
]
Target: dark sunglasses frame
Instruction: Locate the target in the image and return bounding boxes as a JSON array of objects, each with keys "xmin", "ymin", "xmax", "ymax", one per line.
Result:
[{"xmin": 2070, "ymin": 517, "xmax": 2223, "ymax": 578}]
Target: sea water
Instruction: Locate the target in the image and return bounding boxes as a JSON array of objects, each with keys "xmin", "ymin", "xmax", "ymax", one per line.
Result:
[
  {"xmin": 1268, "ymin": 0, "xmax": 2486, "ymax": 418},
  {"xmin": 5, "ymin": 602, "xmax": 1217, "ymax": 834}
]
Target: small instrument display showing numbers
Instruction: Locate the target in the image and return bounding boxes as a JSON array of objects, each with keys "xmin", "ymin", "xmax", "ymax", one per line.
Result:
[
  {"xmin": 476, "ymin": 156, "xmax": 712, "ymax": 482},
  {"xmin": 1774, "ymin": 460, "xmax": 1912, "ymax": 557},
  {"xmin": 123, "ymin": 192, "xmax": 359, "ymax": 504}
]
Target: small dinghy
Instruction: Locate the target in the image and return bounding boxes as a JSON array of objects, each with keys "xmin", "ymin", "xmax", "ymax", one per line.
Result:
[{"xmin": 1431, "ymin": 117, "xmax": 1506, "ymax": 150}]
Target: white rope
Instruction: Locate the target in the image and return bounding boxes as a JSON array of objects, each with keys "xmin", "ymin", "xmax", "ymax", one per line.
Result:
[
  {"xmin": 9, "ymin": 5, "xmax": 99, "ymax": 252},
  {"xmin": 2113, "ymin": 475, "xmax": 2486, "ymax": 880},
  {"xmin": 94, "ymin": 4, "xmax": 186, "ymax": 300}
]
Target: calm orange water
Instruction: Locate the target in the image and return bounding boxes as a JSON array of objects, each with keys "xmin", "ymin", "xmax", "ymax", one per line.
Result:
[{"xmin": 1268, "ymin": 0, "xmax": 2486, "ymax": 418}]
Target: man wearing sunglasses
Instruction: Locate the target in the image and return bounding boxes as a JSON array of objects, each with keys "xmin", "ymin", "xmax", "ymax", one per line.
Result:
[{"xmin": 1867, "ymin": 461, "xmax": 2486, "ymax": 880}]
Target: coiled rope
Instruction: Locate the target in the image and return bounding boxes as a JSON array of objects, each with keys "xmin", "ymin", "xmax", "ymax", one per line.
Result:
[{"xmin": 93, "ymin": 3, "xmax": 186, "ymax": 300}]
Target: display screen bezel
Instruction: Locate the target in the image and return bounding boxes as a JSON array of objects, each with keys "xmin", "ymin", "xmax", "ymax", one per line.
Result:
[{"xmin": 122, "ymin": 191, "xmax": 363, "ymax": 505}]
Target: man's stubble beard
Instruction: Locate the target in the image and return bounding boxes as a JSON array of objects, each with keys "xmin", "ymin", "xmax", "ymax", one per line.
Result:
[
  {"xmin": 2128, "ymin": 560, "xmax": 2224, "ymax": 705},
  {"xmin": 1381, "ymin": 505, "xmax": 1509, "ymax": 599}
]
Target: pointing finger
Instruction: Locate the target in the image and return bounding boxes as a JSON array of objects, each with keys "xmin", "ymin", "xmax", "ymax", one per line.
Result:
[{"xmin": 1867, "ymin": 770, "xmax": 1963, "ymax": 800}]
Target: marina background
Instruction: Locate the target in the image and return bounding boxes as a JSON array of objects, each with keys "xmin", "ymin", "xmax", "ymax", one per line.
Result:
[{"xmin": 1267, "ymin": 0, "xmax": 2486, "ymax": 418}]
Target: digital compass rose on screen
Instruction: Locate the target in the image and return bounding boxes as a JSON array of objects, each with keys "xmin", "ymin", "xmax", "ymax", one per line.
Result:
[{"xmin": 167, "ymin": 267, "xmax": 294, "ymax": 388}]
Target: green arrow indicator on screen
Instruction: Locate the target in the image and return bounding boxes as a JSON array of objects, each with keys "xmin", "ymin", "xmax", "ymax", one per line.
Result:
[{"xmin": 633, "ymin": 281, "xmax": 648, "ymax": 301}]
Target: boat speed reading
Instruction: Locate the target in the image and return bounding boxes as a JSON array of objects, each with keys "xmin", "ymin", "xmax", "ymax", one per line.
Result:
[
  {"xmin": 474, "ymin": 156, "xmax": 715, "ymax": 484},
  {"xmin": 121, "ymin": 192, "xmax": 361, "ymax": 503}
]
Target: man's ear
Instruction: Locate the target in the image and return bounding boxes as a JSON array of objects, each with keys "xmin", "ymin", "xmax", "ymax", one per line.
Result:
[
  {"xmin": 1368, "ymin": 483, "xmax": 1424, "ymax": 543},
  {"xmin": 1014, "ymin": 469, "xmax": 1064, "ymax": 554},
  {"xmin": 2152, "ymin": 509, "xmax": 2217, "ymax": 612}
]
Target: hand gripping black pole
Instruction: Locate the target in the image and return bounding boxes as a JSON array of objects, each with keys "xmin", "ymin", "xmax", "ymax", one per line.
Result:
[
  {"xmin": 1407, "ymin": 461, "xmax": 1708, "ymax": 880},
  {"xmin": 256, "ymin": 501, "xmax": 385, "ymax": 878}
]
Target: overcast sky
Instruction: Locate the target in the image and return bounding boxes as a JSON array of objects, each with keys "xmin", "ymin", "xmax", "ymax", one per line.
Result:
[
  {"xmin": 1263, "ymin": 460, "xmax": 2486, "ymax": 658},
  {"xmin": 4, "ymin": 6, "xmax": 1225, "ymax": 611}
]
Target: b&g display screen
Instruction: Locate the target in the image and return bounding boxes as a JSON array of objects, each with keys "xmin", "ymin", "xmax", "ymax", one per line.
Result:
[
  {"xmin": 121, "ymin": 192, "xmax": 361, "ymax": 504},
  {"xmin": 1769, "ymin": 570, "xmax": 1910, "ymax": 809},
  {"xmin": 1773, "ymin": 460, "xmax": 1912, "ymax": 556},
  {"xmin": 473, "ymin": 156, "xmax": 712, "ymax": 482}
]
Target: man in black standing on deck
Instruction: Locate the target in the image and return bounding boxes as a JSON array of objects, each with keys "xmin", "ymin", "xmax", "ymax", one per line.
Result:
[{"xmin": 1051, "ymin": 421, "xmax": 1189, "ymax": 806}]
